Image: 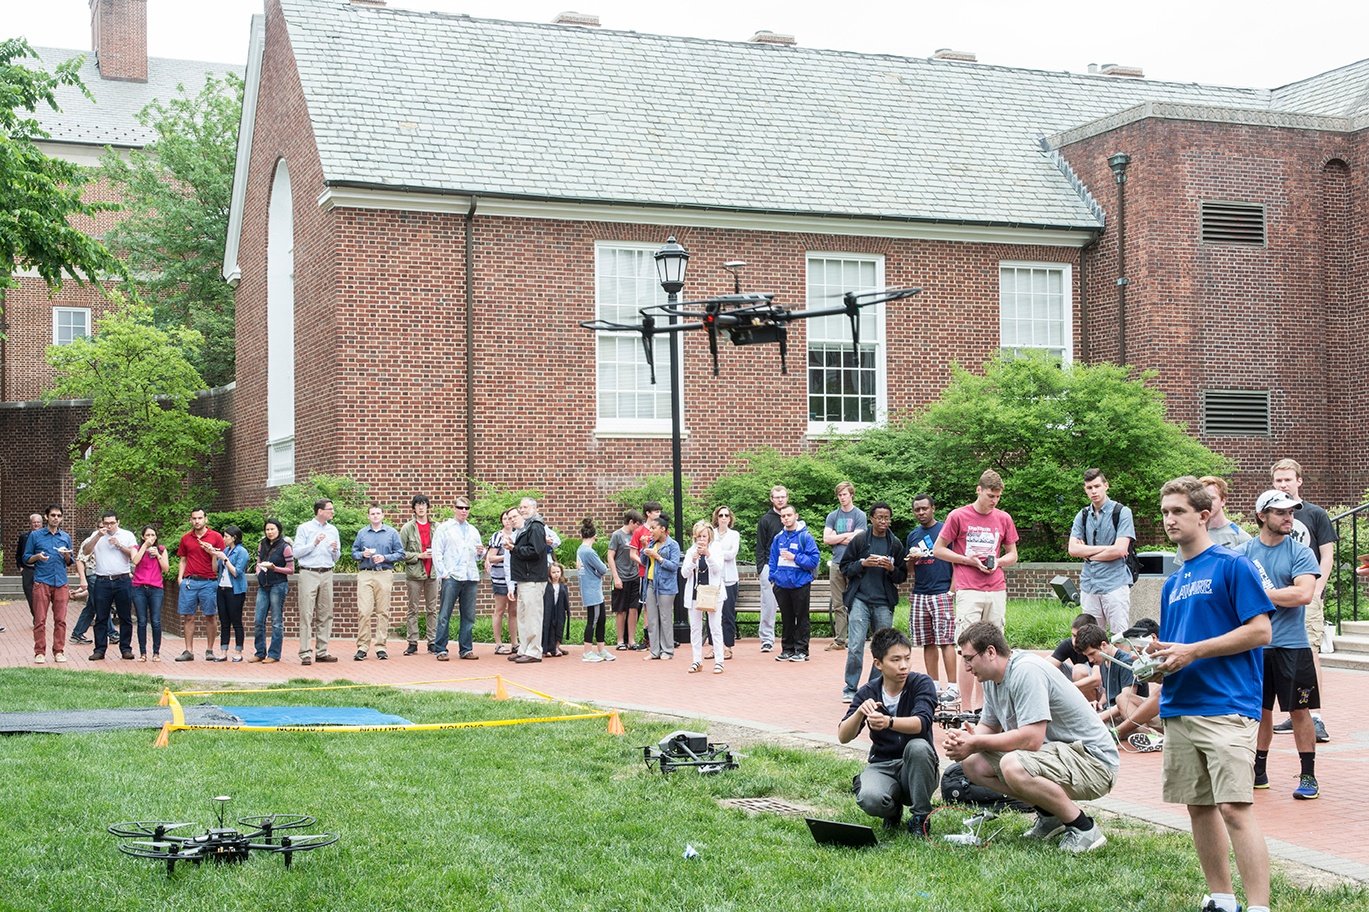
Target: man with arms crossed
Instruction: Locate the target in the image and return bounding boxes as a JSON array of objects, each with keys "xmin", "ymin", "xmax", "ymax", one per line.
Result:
[
  {"xmin": 754, "ymin": 486, "xmax": 788, "ymax": 653},
  {"xmin": 294, "ymin": 499, "xmax": 341, "ymax": 665},
  {"xmin": 1269, "ymin": 458, "xmax": 1335, "ymax": 743},
  {"xmin": 945, "ymin": 621, "xmax": 1118, "ymax": 854},
  {"xmin": 934, "ymin": 469, "xmax": 1019, "ymax": 708},
  {"xmin": 822, "ymin": 481, "xmax": 866, "ymax": 651},
  {"xmin": 1152, "ymin": 476, "xmax": 1273, "ymax": 912},
  {"xmin": 838, "ymin": 628, "xmax": 939, "ymax": 836},
  {"xmin": 1067, "ymin": 468, "xmax": 1136, "ymax": 634},
  {"xmin": 1239, "ymin": 490, "xmax": 1322, "ymax": 799},
  {"xmin": 905, "ymin": 494, "xmax": 956, "ymax": 701}
]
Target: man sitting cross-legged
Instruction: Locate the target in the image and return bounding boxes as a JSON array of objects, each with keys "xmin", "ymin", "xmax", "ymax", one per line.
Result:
[
  {"xmin": 837, "ymin": 627, "xmax": 940, "ymax": 837},
  {"xmin": 945, "ymin": 621, "xmax": 1120, "ymax": 853}
]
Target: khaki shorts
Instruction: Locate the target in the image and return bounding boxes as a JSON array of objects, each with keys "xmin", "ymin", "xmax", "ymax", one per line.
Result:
[
  {"xmin": 954, "ymin": 589, "xmax": 1007, "ymax": 636},
  {"xmin": 1304, "ymin": 595, "xmax": 1324, "ymax": 648},
  {"xmin": 982, "ymin": 741, "xmax": 1116, "ymax": 802},
  {"xmin": 1161, "ymin": 714, "xmax": 1257, "ymax": 806}
]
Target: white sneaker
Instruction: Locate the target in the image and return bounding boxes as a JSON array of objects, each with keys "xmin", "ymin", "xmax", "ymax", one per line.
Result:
[
  {"xmin": 599, "ymin": 650, "xmax": 616, "ymax": 662},
  {"xmin": 939, "ymin": 683, "xmax": 960, "ymax": 704},
  {"xmin": 33, "ymin": 654, "xmax": 46, "ymax": 664},
  {"xmin": 55, "ymin": 653, "xmax": 68, "ymax": 663},
  {"xmin": 582, "ymin": 651, "xmax": 604, "ymax": 663}
]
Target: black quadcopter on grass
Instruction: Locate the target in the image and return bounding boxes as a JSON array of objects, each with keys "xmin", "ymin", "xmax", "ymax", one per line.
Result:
[{"xmin": 108, "ymin": 796, "xmax": 337, "ymax": 875}]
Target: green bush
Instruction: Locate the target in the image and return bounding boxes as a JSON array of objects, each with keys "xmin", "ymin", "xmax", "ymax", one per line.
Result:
[
  {"xmin": 266, "ymin": 475, "xmax": 373, "ymax": 571},
  {"xmin": 611, "ymin": 474, "xmax": 705, "ymax": 531}
]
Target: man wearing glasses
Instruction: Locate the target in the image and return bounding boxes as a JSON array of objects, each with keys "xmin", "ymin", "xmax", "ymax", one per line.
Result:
[
  {"xmin": 23, "ymin": 504, "xmax": 75, "ymax": 663},
  {"xmin": 432, "ymin": 497, "xmax": 485, "ymax": 661},
  {"xmin": 81, "ymin": 511, "xmax": 138, "ymax": 661},
  {"xmin": 945, "ymin": 621, "xmax": 1119, "ymax": 854}
]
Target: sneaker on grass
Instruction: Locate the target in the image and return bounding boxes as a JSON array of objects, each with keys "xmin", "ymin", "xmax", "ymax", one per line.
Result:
[
  {"xmin": 1058, "ymin": 823, "xmax": 1106, "ymax": 853},
  {"xmin": 1021, "ymin": 815, "xmax": 1064, "ymax": 840},
  {"xmin": 1293, "ymin": 774, "xmax": 1319, "ymax": 800},
  {"xmin": 1200, "ymin": 895, "xmax": 1244, "ymax": 912}
]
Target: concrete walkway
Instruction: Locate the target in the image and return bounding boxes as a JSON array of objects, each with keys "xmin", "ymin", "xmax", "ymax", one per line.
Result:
[{"xmin": 5, "ymin": 595, "xmax": 1367, "ymax": 883}]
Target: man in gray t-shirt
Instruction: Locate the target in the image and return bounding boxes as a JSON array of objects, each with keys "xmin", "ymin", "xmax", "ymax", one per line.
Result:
[
  {"xmin": 822, "ymin": 482, "xmax": 867, "ymax": 650},
  {"xmin": 945, "ymin": 622, "xmax": 1119, "ymax": 854}
]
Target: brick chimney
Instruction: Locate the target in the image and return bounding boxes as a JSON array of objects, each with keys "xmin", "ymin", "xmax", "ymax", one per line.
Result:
[{"xmin": 90, "ymin": 0, "xmax": 148, "ymax": 83}]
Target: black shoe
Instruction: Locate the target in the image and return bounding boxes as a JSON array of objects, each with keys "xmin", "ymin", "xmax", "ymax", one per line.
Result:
[
  {"xmin": 376, "ymin": 650, "xmax": 388, "ymax": 660},
  {"xmin": 776, "ymin": 652, "xmax": 793, "ymax": 661},
  {"xmin": 120, "ymin": 650, "xmax": 134, "ymax": 661},
  {"xmin": 426, "ymin": 642, "xmax": 435, "ymax": 653},
  {"xmin": 354, "ymin": 650, "xmax": 367, "ymax": 661},
  {"xmin": 907, "ymin": 814, "xmax": 929, "ymax": 838},
  {"xmin": 90, "ymin": 649, "xmax": 106, "ymax": 661},
  {"xmin": 883, "ymin": 807, "xmax": 903, "ymax": 830},
  {"xmin": 403, "ymin": 642, "xmax": 418, "ymax": 656},
  {"xmin": 70, "ymin": 634, "xmax": 92, "ymax": 645},
  {"xmin": 315, "ymin": 655, "xmax": 338, "ymax": 663}
]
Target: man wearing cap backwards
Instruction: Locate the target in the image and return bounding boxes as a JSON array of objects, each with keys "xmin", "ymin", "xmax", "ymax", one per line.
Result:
[
  {"xmin": 1238, "ymin": 490, "xmax": 1322, "ymax": 801},
  {"xmin": 1269, "ymin": 458, "xmax": 1336, "ymax": 743},
  {"xmin": 1151, "ymin": 476, "xmax": 1273, "ymax": 912}
]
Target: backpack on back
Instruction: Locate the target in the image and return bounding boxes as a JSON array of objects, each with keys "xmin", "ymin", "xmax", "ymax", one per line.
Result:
[{"xmin": 1078, "ymin": 503, "xmax": 1141, "ymax": 586}]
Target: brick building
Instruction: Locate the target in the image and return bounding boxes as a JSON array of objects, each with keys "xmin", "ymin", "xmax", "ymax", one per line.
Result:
[
  {"xmin": 219, "ymin": 0, "xmax": 1366, "ymax": 533},
  {"xmin": 0, "ymin": 0, "xmax": 238, "ymax": 553}
]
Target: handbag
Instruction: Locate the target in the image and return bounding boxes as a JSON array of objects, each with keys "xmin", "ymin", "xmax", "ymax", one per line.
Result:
[{"xmin": 695, "ymin": 583, "xmax": 720, "ymax": 613}]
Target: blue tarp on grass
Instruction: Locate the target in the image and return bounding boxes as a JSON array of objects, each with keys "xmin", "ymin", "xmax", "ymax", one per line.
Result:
[{"xmin": 220, "ymin": 706, "xmax": 413, "ymax": 727}]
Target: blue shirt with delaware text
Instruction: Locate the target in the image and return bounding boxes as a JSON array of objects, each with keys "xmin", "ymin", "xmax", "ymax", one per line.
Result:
[{"xmin": 1158, "ymin": 545, "xmax": 1274, "ymax": 720}]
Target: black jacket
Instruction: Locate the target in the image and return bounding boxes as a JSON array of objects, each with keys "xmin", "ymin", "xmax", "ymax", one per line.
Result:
[
  {"xmin": 839, "ymin": 530, "xmax": 907, "ymax": 609},
  {"xmin": 510, "ymin": 516, "xmax": 550, "ymax": 583},
  {"xmin": 841, "ymin": 673, "xmax": 938, "ymax": 762},
  {"xmin": 755, "ymin": 509, "xmax": 784, "ymax": 569}
]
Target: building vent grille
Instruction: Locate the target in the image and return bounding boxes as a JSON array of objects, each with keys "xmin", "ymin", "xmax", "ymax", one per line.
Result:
[
  {"xmin": 1202, "ymin": 389, "xmax": 1270, "ymax": 436},
  {"xmin": 1201, "ymin": 201, "xmax": 1266, "ymax": 245}
]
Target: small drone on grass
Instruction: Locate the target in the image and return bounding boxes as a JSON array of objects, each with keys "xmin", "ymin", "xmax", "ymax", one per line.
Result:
[
  {"xmin": 108, "ymin": 796, "xmax": 337, "ymax": 875},
  {"xmin": 643, "ymin": 730, "xmax": 739, "ymax": 775}
]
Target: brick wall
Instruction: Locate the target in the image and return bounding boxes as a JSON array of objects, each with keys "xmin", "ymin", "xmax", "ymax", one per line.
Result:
[
  {"xmin": 90, "ymin": 0, "xmax": 148, "ymax": 83},
  {"xmin": 1062, "ymin": 119, "xmax": 1368, "ymax": 508}
]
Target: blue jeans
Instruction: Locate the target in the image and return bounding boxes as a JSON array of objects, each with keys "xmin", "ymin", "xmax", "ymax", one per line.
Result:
[
  {"xmin": 72, "ymin": 597, "xmax": 118, "ymax": 641},
  {"xmin": 254, "ymin": 583, "xmax": 287, "ymax": 660},
  {"xmin": 132, "ymin": 584, "xmax": 164, "ymax": 656},
  {"xmin": 92, "ymin": 575, "xmax": 134, "ymax": 652},
  {"xmin": 844, "ymin": 597, "xmax": 894, "ymax": 696},
  {"xmin": 436, "ymin": 579, "xmax": 477, "ymax": 656}
]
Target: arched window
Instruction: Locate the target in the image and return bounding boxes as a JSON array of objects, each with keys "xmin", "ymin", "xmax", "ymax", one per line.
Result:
[{"xmin": 266, "ymin": 159, "xmax": 296, "ymax": 486}]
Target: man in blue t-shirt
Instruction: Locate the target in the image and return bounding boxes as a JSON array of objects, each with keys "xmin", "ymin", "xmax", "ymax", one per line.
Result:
[
  {"xmin": 1153, "ymin": 477, "xmax": 1274, "ymax": 912},
  {"xmin": 1067, "ymin": 468, "xmax": 1136, "ymax": 634},
  {"xmin": 1238, "ymin": 490, "xmax": 1322, "ymax": 801},
  {"xmin": 905, "ymin": 494, "xmax": 955, "ymax": 698}
]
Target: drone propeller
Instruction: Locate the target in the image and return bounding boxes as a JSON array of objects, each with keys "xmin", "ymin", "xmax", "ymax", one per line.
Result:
[{"xmin": 108, "ymin": 821, "xmax": 196, "ymax": 838}]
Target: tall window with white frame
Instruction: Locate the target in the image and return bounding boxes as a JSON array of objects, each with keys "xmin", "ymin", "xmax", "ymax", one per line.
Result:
[
  {"xmin": 999, "ymin": 262, "xmax": 1073, "ymax": 363},
  {"xmin": 52, "ymin": 307, "xmax": 91, "ymax": 346},
  {"xmin": 806, "ymin": 254, "xmax": 885, "ymax": 433},
  {"xmin": 265, "ymin": 159, "xmax": 295, "ymax": 486},
  {"xmin": 594, "ymin": 243, "xmax": 673, "ymax": 435}
]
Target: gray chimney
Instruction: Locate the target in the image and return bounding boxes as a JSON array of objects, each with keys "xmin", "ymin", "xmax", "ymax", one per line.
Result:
[
  {"xmin": 932, "ymin": 48, "xmax": 977, "ymax": 63},
  {"xmin": 1100, "ymin": 63, "xmax": 1144, "ymax": 78},
  {"xmin": 553, "ymin": 11, "xmax": 601, "ymax": 27},
  {"xmin": 749, "ymin": 31, "xmax": 797, "ymax": 47}
]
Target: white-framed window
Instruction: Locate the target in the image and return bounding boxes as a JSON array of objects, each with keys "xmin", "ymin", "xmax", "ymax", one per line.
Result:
[
  {"xmin": 594, "ymin": 242, "xmax": 678, "ymax": 435},
  {"xmin": 266, "ymin": 159, "xmax": 295, "ymax": 486},
  {"xmin": 999, "ymin": 262, "xmax": 1073, "ymax": 363},
  {"xmin": 806, "ymin": 253, "xmax": 885, "ymax": 433},
  {"xmin": 52, "ymin": 307, "xmax": 91, "ymax": 346}
]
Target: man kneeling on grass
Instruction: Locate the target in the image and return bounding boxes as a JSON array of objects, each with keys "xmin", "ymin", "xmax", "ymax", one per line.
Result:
[
  {"xmin": 837, "ymin": 628, "xmax": 939, "ymax": 836},
  {"xmin": 944, "ymin": 621, "xmax": 1120, "ymax": 853}
]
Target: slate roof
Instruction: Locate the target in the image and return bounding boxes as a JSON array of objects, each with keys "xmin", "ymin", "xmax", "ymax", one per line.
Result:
[
  {"xmin": 277, "ymin": 0, "xmax": 1363, "ymax": 230},
  {"xmin": 26, "ymin": 46, "xmax": 240, "ymax": 148},
  {"xmin": 1271, "ymin": 57, "xmax": 1369, "ymax": 118}
]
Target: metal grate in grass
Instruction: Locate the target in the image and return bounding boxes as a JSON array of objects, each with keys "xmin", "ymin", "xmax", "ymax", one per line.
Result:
[{"xmin": 720, "ymin": 797, "xmax": 811, "ymax": 816}]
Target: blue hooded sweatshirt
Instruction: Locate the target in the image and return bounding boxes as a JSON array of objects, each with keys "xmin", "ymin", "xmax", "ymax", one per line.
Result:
[{"xmin": 768, "ymin": 521, "xmax": 820, "ymax": 589}]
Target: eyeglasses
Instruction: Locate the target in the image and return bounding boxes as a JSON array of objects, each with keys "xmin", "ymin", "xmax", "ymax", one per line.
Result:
[
  {"xmin": 717, "ymin": 512, "xmax": 731, "ymax": 517},
  {"xmin": 47, "ymin": 512, "xmax": 62, "ymax": 518},
  {"xmin": 961, "ymin": 650, "xmax": 981, "ymax": 665}
]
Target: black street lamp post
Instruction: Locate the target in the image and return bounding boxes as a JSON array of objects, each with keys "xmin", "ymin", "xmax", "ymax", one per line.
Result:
[{"xmin": 653, "ymin": 236, "xmax": 690, "ymax": 643}]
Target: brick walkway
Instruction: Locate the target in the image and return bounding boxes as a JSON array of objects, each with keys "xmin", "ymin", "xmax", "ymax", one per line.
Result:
[{"xmin": 5, "ymin": 596, "xmax": 1367, "ymax": 882}]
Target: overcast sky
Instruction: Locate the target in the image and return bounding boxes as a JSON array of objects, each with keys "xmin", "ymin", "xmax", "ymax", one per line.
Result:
[{"xmin": 9, "ymin": 0, "xmax": 1368, "ymax": 89}]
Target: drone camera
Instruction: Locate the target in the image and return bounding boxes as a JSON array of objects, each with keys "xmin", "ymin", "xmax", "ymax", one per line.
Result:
[{"xmin": 728, "ymin": 323, "xmax": 785, "ymax": 346}]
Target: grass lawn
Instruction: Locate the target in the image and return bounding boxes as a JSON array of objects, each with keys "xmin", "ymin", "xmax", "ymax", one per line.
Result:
[{"xmin": 1, "ymin": 668, "xmax": 1361, "ymax": 912}]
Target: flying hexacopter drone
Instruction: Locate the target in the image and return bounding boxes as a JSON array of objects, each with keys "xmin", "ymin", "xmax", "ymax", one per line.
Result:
[
  {"xmin": 581, "ymin": 285, "xmax": 922, "ymax": 384},
  {"xmin": 108, "ymin": 796, "xmax": 337, "ymax": 875}
]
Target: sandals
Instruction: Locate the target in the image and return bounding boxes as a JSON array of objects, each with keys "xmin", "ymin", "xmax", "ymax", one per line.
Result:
[
  {"xmin": 688, "ymin": 662, "xmax": 702, "ymax": 674},
  {"xmin": 713, "ymin": 663, "xmax": 724, "ymax": 674},
  {"xmin": 724, "ymin": 648, "xmax": 733, "ymax": 660},
  {"xmin": 494, "ymin": 645, "xmax": 512, "ymax": 655}
]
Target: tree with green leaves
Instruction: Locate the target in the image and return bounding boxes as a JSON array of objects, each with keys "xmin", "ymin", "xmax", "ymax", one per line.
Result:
[
  {"xmin": 98, "ymin": 72, "xmax": 243, "ymax": 387},
  {"xmin": 45, "ymin": 299, "xmax": 229, "ymax": 531},
  {"xmin": 0, "ymin": 38, "xmax": 126, "ymax": 292}
]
